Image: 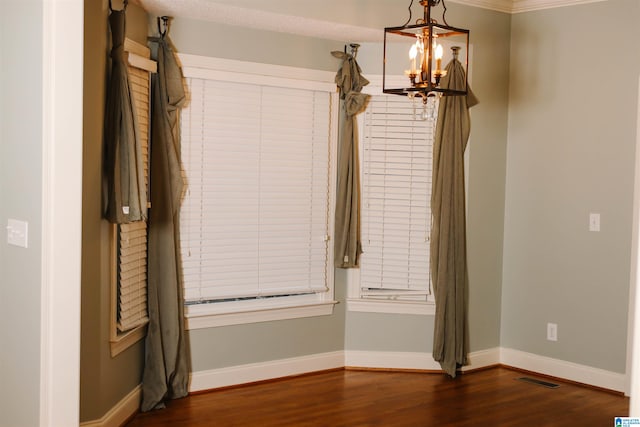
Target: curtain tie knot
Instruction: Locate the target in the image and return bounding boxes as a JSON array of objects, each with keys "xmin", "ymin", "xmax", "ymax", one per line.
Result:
[
  {"xmin": 345, "ymin": 91, "xmax": 371, "ymax": 116},
  {"xmin": 111, "ymin": 45, "xmax": 127, "ymax": 63}
]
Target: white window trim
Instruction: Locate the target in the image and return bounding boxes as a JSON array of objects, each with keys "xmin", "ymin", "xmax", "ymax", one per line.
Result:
[
  {"xmin": 346, "ymin": 260, "xmax": 435, "ymax": 315},
  {"xmin": 186, "ymin": 300, "xmax": 338, "ymax": 330},
  {"xmin": 178, "ymin": 53, "xmax": 339, "ymax": 328},
  {"xmin": 345, "ymin": 75, "xmax": 436, "ymax": 316}
]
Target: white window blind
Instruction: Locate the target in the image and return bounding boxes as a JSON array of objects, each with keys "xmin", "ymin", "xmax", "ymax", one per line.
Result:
[
  {"xmin": 180, "ymin": 78, "xmax": 332, "ymax": 304},
  {"xmin": 114, "ymin": 44, "xmax": 155, "ymax": 334},
  {"xmin": 360, "ymin": 94, "xmax": 438, "ymax": 301}
]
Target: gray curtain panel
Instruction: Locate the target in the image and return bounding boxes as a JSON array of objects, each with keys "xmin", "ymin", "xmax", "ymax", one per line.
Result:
[
  {"xmin": 103, "ymin": 7, "xmax": 148, "ymax": 224},
  {"xmin": 431, "ymin": 58, "xmax": 478, "ymax": 377},
  {"xmin": 141, "ymin": 33, "xmax": 189, "ymax": 411},
  {"xmin": 331, "ymin": 50, "xmax": 371, "ymax": 268}
]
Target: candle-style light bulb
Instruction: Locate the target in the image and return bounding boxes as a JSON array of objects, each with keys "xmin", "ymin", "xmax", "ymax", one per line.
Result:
[
  {"xmin": 409, "ymin": 43, "xmax": 418, "ymax": 75},
  {"xmin": 435, "ymin": 44, "xmax": 444, "ymax": 71}
]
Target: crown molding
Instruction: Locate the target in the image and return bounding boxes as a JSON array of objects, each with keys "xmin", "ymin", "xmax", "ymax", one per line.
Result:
[
  {"xmin": 510, "ymin": 0, "xmax": 607, "ymax": 13},
  {"xmin": 449, "ymin": 0, "xmax": 513, "ymax": 13},
  {"xmin": 451, "ymin": 0, "xmax": 608, "ymax": 13}
]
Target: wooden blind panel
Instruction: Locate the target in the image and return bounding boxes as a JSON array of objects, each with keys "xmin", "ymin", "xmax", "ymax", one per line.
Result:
[{"xmin": 115, "ymin": 57, "xmax": 151, "ymax": 333}]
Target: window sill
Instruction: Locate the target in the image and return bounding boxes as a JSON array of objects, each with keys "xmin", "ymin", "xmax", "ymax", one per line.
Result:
[
  {"xmin": 347, "ymin": 298, "xmax": 435, "ymax": 315},
  {"xmin": 185, "ymin": 299, "xmax": 338, "ymax": 329},
  {"xmin": 110, "ymin": 324, "xmax": 147, "ymax": 357}
]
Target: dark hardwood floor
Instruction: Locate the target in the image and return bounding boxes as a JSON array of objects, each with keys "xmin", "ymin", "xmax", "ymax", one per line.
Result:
[{"xmin": 126, "ymin": 366, "xmax": 629, "ymax": 426}]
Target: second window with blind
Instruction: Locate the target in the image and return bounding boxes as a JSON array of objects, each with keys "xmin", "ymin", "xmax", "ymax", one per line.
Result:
[
  {"xmin": 178, "ymin": 56, "xmax": 338, "ymax": 328},
  {"xmin": 348, "ymin": 83, "xmax": 438, "ymax": 315}
]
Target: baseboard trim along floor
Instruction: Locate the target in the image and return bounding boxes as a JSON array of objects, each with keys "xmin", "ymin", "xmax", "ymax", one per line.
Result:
[{"xmin": 80, "ymin": 347, "xmax": 626, "ymax": 426}]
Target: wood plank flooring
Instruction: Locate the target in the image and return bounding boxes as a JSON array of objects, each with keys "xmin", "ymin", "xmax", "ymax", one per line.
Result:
[{"xmin": 126, "ymin": 367, "xmax": 629, "ymax": 427}]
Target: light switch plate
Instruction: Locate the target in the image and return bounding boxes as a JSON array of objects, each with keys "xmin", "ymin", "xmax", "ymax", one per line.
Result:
[
  {"xmin": 7, "ymin": 219, "xmax": 28, "ymax": 248},
  {"xmin": 589, "ymin": 213, "xmax": 600, "ymax": 232}
]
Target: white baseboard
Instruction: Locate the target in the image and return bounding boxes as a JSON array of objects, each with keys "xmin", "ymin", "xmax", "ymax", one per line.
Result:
[
  {"xmin": 189, "ymin": 351, "xmax": 345, "ymax": 392},
  {"xmin": 500, "ymin": 347, "xmax": 627, "ymax": 394},
  {"xmin": 345, "ymin": 350, "xmax": 441, "ymax": 370},
  {"xmin": 464, "ymin": 347, "xmax": 502, "ymax": 371},
  {"xmin": 344, "ymin": 348, "xmax": 500, "ymax": 372},
  {"xmin": 79, "ymin": 384, "xmax": 141, "ymax": 427},
  {"xmin": 82, "ymin": 346, "xmax": 627, "ymax": 425},
  {"xmin": 189, "ymin": 348, "xmax": 501, "ymax": 394}
]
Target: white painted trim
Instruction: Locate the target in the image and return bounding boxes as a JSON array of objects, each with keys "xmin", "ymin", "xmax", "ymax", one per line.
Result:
[
  {"xmin": 139, "ymin": 0, "xmax": 609, "ymax": 32},
  {"xmin": 185, "ymin": 301, "xmax": 338, "ymax": 329},
  {"xmin": 452, "ymin": 0, "xmax": 607, "ymax": 13},
  {"xmin": 627, "ymin": 75, "xmax": 640, "ymax": 413},
  {"xmin": 449, "ymin": 0, "xmax": 514, "ymax": 13},
  {"xmin": 510, "ymin": 0, "xmax": 607, "ymax": 13},
  {"xmin": 178, "ymin": 53, "xmax": 336, "ymax": 91},
  {"xmin": 347, "ymin": 299, "xmax": 436, "ymax": 315},
  {"xmin": 345, "ymin": 348, "xmax": 500, "ymax": 372},
  {"xmin": 345, "ymin": 255, "xmax": 435, "ymax": 316},
  {"xmin": 80, "ymin": 385, "xmax": 141, "ymax": 427},
  {"xmin": 189, "ymin": 351, "xmax": 345, "ymax": 392},
  {"xmin": 190, "ymin": 348, "xmax": 501, "ymax": 394},
  {"xmin": 466, "ymin": 347, "xmax": 502, "ymax": 370},
  {"xmin": 89, "ymin": 347, "xmax": 624, "ymax": 421},
  {"xmin": 346, "ymin": 350, "xmax": 442, "ymax": 370},
  {"xmin": 500, "ymin": 348, "xmax": 627, "ymax": 393},
  {"xmin": 40, "ymin": 0, "xmax": 83, "ymax": 426},
  {"xmin": 189, "ymin": 347, "xmax": 623, "ymax": 394}
]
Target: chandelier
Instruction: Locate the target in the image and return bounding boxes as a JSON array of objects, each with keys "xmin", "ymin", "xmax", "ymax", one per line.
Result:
[{"xmin": 383, "ymin": 0, "xmax": 469, "ymax": 102}]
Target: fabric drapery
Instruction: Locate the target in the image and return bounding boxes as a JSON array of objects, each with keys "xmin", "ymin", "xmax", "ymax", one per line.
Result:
[
  {"xmin": 103, "ymin": 7, "xmax": 148, "ymax": 224},
  {"xmin": 331, "ymin": 50, "xmax": 371, "ymax": 268},
  {"xmin": 141, "ymin": 32, "xmax": 189, "ymax": 411},
  {"xmin": 431, "ymin": 57, "xmax": 478, "ymax": 378}
]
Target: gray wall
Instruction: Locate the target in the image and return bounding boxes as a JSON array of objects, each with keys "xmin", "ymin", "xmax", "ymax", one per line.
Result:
[
  {"xmin": 345, "ymin": 2, "xmax": 511, "ymax": 354},
  {"xmin": 501, "ymin": 0, "xmax": 640, "ymax": 373},
  {"xmin": 0, "ymin": 1, "xmax": 44, "ymax": 426},
  {"xmin": 167, "ymin": 16, "xmax": 349, "ymax": 374},
  {"xmin": 167, "ymin": 0, "xmax": 511, "ymax": 371},
  {"xmin": 80, "ymin": 0, "xmax": 150, "ymax": 422}
]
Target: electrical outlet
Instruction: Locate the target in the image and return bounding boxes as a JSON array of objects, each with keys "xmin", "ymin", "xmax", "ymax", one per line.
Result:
[{"xmin": 547, "ymin": 323, "xmax": 558, "ymax": 342}]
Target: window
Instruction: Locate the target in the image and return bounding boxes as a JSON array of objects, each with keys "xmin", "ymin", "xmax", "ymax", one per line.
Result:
[
  {"xmin": 347, "ymin": 77, "xmax": 437, "ymax": 315},
  {"xmin": 177, "ymin": 55, "xmax": 338, "ymax": 329},
  {"xmin": 110, "ymin": 39, "xmax": 157, "ymax": 356}
]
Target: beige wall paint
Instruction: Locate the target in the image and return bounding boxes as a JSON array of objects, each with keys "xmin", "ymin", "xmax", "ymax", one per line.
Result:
[
  {"xmin": 80, "ymin": 0, "xmax": 150, "ymax": 422},
  {"xmin": 501, "ymin": 0, "xmax": 640, "ymax": 373}
]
